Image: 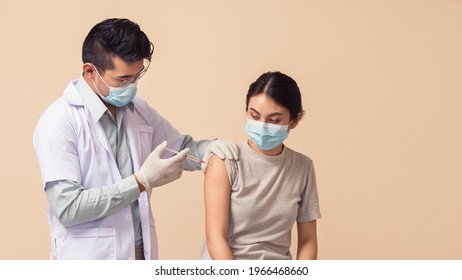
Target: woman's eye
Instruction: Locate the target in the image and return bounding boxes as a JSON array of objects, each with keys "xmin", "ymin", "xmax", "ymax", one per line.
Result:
[
  {"xmin": 251, "ymin": 115, "xmax": 259, "ymax": 120},
  {"xmin": 269, "ymin": 119, "xmax": 279, "ymax": 124}
]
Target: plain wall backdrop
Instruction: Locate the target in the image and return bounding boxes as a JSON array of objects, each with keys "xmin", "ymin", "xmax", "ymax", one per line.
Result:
[{"xmin": 1, "ymin": 0, "xmax": 461, "ymax": 259}]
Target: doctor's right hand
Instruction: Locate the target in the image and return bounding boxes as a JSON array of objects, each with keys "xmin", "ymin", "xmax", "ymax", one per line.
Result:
[{"xmin": 135, "ymin": 141, "xmax": 189, "ymax": 192}]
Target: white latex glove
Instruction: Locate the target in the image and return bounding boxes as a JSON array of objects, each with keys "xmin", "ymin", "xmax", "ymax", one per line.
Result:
[
  {"xmin": 201, "ymin": 139, "xmax": 239, "ymax": 172},
  {"xmin": 136, "ymin": 141, "xmax": 189, "ymax": 192}
]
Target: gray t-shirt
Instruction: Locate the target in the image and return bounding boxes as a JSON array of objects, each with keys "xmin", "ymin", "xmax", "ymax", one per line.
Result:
[{"xmin": 200, "ymin": 141, "xmax": 321, "ymax": 260}]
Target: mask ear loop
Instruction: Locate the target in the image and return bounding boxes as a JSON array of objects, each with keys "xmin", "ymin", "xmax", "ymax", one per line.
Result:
[
  {"xmin": 91, "ymin": 68, "xmax": 108, "ymax": 101},
  {"xmin": 91, "ymin": 78, "xmax": 105, "ymax": 98},
  {"xmin": 92, "ymin": 65, "xmax": 112, "ymax": 89},
  {"xmin": 91, "ymin": 65, "xmax": 114, "ymax": 101}
]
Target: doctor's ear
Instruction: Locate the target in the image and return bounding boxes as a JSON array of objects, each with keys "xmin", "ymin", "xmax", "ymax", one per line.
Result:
[{"xmin": 82, "ymin": 63, "xmax": 97, "ymax": 77}]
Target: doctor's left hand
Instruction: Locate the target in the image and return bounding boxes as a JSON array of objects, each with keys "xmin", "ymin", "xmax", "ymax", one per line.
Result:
[
  {"xmin": 136, "ymin": 141, "xmax": 189, "ymax": 192},
  {"xmin": 201, "ymin": 139, "xmax": 239, "ymax": 172}
]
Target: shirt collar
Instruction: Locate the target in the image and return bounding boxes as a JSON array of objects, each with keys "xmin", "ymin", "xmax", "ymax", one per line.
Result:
[{"xmin": 75, "ymin": 75, "xmax": 134, "ymax": 123}]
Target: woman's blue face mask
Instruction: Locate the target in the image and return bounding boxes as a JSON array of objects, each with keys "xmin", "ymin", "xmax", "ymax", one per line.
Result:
[{"xmin": 245, "ymin": 119, "xmax": 290, "ymax": 150}]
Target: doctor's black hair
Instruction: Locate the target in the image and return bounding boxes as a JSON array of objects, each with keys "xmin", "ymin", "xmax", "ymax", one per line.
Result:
[
  {"xmin": 82, "ymin": 18, "xmax": 153, "ymax": 71},
  {"xmin": 246, "ymin": 71, "xmax": 305, "ymax": 121}
]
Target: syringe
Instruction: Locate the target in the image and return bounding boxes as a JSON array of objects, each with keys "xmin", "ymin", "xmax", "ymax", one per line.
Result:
[{"xmin": 165, "ymin": 147, "xmax": 205, "ymax": 163}]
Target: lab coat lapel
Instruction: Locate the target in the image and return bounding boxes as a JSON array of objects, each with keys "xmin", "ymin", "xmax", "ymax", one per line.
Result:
[
  {"xmin": 66, "ymin": 81, "xmax": 116, "ymax": 162},
  {"xmin": 86, "ymin": 108, "xmax": 115, "ymax": 162}
]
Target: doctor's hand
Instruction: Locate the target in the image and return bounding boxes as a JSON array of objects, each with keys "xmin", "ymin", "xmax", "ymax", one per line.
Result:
[
  {"xmin": 136, "ymin": 141, "xmax": 189, "ymax": 192},
  {"xmin": 201, "ymin": 139, "xmax": 239, "ymax": 172}
]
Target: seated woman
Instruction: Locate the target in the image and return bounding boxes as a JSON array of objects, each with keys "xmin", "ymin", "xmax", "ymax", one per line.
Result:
[{"xmin": 200, "ymin": 71, "xmax": 321, "ymax": 260}]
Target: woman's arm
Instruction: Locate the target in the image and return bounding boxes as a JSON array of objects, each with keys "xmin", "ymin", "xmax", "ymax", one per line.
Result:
[
  {"xmin": 296, "ymin": 220, "xmax": 318, "ymax": 260},
  {"xmin": 204, "ymin": 155, "xmax": 234, "ymax": 259}
]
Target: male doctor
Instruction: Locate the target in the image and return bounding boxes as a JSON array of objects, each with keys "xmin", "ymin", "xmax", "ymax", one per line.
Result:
[{"xmin": 33, "ymin": 18, "xmax": 237, "ymax": 260}]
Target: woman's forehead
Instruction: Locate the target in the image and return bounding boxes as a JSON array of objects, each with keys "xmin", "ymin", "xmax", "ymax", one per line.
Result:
[{"xmin": 248, "ymin": 94, "xmax": 288, "ymax": 114}]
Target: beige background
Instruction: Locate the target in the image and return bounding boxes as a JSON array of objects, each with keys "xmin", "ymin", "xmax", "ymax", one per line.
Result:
[{"xmin": 1, "ymin": 0, "xmax": 461, "ymax": 260}]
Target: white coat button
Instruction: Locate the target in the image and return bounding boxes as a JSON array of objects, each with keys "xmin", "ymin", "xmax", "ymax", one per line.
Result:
[{"xmin": 125, "ymin": 214, "xmax": 132, "ymax": 221}]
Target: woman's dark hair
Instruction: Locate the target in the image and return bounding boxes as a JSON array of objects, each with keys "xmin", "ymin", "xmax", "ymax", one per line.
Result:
[
  {"xmin": 246, "ymin": 71, "xmax": 305, "ymax": 121},
  {"xmin": 82, "ymin": 18, "xmax": 154, "ymax": 71}
]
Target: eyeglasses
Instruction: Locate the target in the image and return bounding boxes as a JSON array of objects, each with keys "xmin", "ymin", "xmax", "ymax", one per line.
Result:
[{"xmin": 93, "ymin": 60, "xmax": 150, "ymax": 88}]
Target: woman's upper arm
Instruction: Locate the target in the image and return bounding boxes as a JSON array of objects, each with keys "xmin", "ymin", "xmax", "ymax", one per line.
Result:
[
  {"xmin": 297, "ymin": 220, "xmax": 318, "ymax": 242},
  {"xmin": 204, "ymin": 155, "xmax": 231, "ymax": 238}
]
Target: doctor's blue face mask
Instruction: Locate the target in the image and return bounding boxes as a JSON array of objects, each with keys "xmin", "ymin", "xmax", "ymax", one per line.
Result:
[
  {"xmin": 245, "ymin": 119, "xmax": 290, "ymax": 150},
  {"xmin": 92, "ymin": 65, "xmax": 138, "ymax": 107}
]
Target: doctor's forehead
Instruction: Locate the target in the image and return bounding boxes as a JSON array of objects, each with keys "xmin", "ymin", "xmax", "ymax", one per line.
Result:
[{"xmin": 109, "ymin": 57, "xmax": 144, "ymax": 74}]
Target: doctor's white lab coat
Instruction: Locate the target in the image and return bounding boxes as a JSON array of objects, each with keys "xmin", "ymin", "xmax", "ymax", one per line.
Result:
[{"xmin": 33, "ymin": 80, "xmax": 185, "ymax": 259}]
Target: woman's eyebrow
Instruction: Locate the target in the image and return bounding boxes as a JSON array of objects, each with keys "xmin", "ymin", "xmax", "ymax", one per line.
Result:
[
  {"xmin": 249, "ymin": 108, "xmax": 284, "ymax": 117},
  {"xmin": 249, "ymin": 108, "xmax": 260, "ymax": 115},
  {"xmin": 267, "ymin": 112, "xmax": 284, "ymax": 117}
]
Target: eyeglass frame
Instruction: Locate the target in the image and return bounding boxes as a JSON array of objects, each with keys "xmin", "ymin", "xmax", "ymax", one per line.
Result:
[{"xmin": 93, "ymin": 59, "xmax": 150, "ymax": 88}]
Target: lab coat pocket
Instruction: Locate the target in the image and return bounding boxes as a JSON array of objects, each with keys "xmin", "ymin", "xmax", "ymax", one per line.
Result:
[
  {"xmin": 63, "ymin": 227, "xmax": 117, "ymax": 260},
  {"xmin": 138, "ymin": 125, "xmax": 154, "ymax": 162}
]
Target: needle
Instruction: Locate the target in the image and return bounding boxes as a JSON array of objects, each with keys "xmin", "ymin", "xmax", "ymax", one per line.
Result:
[{"xmin": 165, "ymin": 147, "xmax": 205, "ymax": 163}]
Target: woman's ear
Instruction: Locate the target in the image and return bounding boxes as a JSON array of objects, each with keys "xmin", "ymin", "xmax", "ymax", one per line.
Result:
[{"xmin": 289, "ymin": 113, "xmax": 302, "ymax": 130}]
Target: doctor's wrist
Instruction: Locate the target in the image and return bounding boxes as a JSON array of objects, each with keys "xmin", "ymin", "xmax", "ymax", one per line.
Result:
[{"xmin": 134, "ymin": 174, "xmax": 146, "ymax": 193}]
